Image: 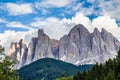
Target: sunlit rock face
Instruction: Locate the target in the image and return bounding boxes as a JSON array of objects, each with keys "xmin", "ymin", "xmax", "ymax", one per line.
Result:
[
  {"xmin": 59, "ymin": 24, "xmax": 120, "ymax": 65},
  {"xmin": 8, "ymin": 39, "xmax": 28, "ymax": 69},
  {"xmin": 8, "ymin": 24, "xmax": 120, "ymax": 69}
]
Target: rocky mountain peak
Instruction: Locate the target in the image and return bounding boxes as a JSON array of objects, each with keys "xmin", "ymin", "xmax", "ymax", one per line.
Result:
[
  {"xmin": 38, "ymin": 29, "xmax": 50, "ymax": 42},
  {"xmin": 10, "ymin": 42, "xmax": 19, "ymax": 49},
  {"xmin": 70, "ymin": 24, "xmax": 89, "ymax": 33},
  {"xmin": 101, "ymin": 28, "xmax": 114, "ymax": 41},
  {"xmin": 68, "ymin": 24, "xmax": 90, "ymax": 41},
  {"xmin": 8, "ymin": 39, "xmax": 28, "ymax": 69},
  {"xmin": 38, "ymin": 29, "xmax": 45, "ymax": 38},
  {"xmin": 19, "ymin": 39, "xmax": 26, "ymax": 45},
  {"xmin": 101, "ymin": 28, "xmax": 107, "ymax": 33},
  {"xmin": 8, "ymin": 24, "xmax": 120, "ymax": 69},
  {"xmin": 92, "ymin": 28, "xmax": 101, "ymax": 37},
  {"xmin": 8, "ymin": 42, "xmax": 19, "ymax": 56},
  {"xmin": 94, "ymin": 28, "xmax": 99, "ymax": 33}
]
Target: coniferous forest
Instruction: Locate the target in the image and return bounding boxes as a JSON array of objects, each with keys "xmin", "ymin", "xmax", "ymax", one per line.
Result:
[
  {"xmin": 1, "ymin": 44, "xmax": 120, "ymax": 80},
  {"xmin": 57, "ymin": 49, "xmax": 120, "ymax": 80}
]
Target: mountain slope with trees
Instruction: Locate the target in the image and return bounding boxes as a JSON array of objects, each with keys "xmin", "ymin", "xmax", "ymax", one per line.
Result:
[
  {"xmin": 57, "ymin": 49, "xmax": 120, "ymax": 80},
  {"xmin": 18, "ymin": 58, "xmax": 92, "ymax": 80}
]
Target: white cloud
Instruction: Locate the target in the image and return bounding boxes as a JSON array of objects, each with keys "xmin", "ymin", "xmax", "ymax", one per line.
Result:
[
  {"xmin": 1, "ymin": 12, "xmax": 120, "ymax": 53},
  {"xmin": 0, "ymin": 18, "xmax": 31, "ymax": 29},
  {"xmin": 0, "ymin": 29, "xmax": 37, "ymax": 53},
  {"xmin": 6, "ymin": 21, "xmax": 30, "ymax": 29},
  {"xmin": 63, "ymin": 1, "xmax": 96, "ymax": 16},
  {"xmin": 101, "ymin": 0, "xmax": 120, "ymax": 19},
  {"xmin": 30, "ymin": 17, "xmax": 72, "ymax": 39},
  {"xmin": 31, "ymin": 12, "xmax": 120, "ymax": 41},
  {"xmin": 71, "ymin": 12, "xmax": 91, "ymax": 27},
  {"xmin": 64, "ymin": 0, "xmax": 120, "ymax": 19},
  {"xmin": 92, "ymin": 15, "xmax": 120, "ymax": 38},
  {"xmin": 35, "ymin": 0, "xmax": 77, "ymax": 15},
  {"xmin": 5, "ymin": 3, "xmax": 34, "ymax": 15},
  {"xmin": 0, "ymin": 0, "xmax": 120, "ymax": 54},
  {"xmin": 62, "ymin": 12, "xmax": 120, "ymax": 40},
  {"xmin": 35, "ymin": 0, "xmax": 72, "ymax": 9},
  {"xmin": 87, "ymin": 0, "xmax": 95, "ymax": 3},
  {"xmin": 87, "ymin": 0, "xmax": 120, "ymax": 19},
  {"xmin": 0, "ymin": 18, "xmax": 7, "ymax": 23},
  {"xmin": 30, "ymin": 13, "xmax": 93, "ymax": 40},
  {"xmin": 0, "ymin": 18, "xmax": 30, "ymax": 29}
]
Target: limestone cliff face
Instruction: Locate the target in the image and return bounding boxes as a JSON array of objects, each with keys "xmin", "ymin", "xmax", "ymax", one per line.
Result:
[
  {"xmin": 26, "ymin": 37, "xmax": 37, "ymax": 65},
  {"xmin": 8, "ymin": 24, "xmax": 120, "ymax": 69},
  {"xmin": 8, "ymin": 39, "xmax": 28, "ymax": 69},
  {"xmin": 33, "ymin": 29, "xmax": 54, "ymax": 61},
  {"xmin": 58, "ymin": 24, "xmax": 120, "ymax": 65},
  {"xmin": 59, "ymin": 24, "xmax": 91, "ymax": 64},
  {"xmin": 8, "ymin": 42, "xmax": 19, "ymax": 57},
  {"xmin": 26, "ymin": 29, "xmax": 59, "ymax": 65}
]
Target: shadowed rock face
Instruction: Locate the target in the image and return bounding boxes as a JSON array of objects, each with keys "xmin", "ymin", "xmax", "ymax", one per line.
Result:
[{"xmin": 8, "ymin": 24, "xmax": 120, "ymax": 69}]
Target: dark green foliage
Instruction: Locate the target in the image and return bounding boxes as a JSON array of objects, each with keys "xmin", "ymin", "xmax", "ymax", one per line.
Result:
[
  {"xmin": 18, "ymin": 58, "xmax": 92, "ymax": 80},
  {"xmin": 72, "ymin": 48, "xmax": 120, "ymax": 80},
  {"xmin": 56, "ymin": 76, "xmax": 73, "ymax": 80},
  {"xmin": 58, "ymin": 49, "xmax": 120, "ymax": 80},
  {"xmin": 0, "ymin": 45, "xmax": 19, "ymax": 80}
]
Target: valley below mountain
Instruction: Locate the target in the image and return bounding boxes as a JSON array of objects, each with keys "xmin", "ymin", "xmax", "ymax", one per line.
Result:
[{"xmin": 18, "ymin": 58, "xmax": 92, "ymax": 80}]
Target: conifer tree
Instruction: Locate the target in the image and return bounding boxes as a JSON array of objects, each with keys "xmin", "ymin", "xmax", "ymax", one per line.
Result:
[{"xmin": 0, "ymin": 45, "xmax": 19, "ymax": 80}]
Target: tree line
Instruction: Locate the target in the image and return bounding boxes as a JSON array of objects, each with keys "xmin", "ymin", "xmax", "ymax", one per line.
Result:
[
  {"xmin": 0, "ymin": 45, "xmax": 19, "ymax": 80},
  {"xmin": 73, "ymin": 49, "xmax": 120, "ymax": 80},
  {"xmin": 58, "ymin": 49, "xmax": 120, "ymax": 80}
]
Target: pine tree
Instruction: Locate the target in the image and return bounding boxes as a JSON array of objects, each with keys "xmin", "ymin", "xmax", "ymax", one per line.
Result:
[{"xmin": 0, "ymin": 45, "xmax": 19, "ymax": 80}]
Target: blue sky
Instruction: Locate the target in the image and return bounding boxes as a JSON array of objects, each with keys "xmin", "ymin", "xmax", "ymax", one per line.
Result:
[{"xmin": 0, "ymin": 0, "xmax": 120, "ymax": 51}]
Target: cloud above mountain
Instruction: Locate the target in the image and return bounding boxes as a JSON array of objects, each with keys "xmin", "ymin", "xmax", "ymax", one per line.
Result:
[
  {"xmin": 0, "ymin": 0, "xmax": 120, "ymax": 53},
  {"xmin": 4, "ymin": 3, "xmax": 34, "ymax": 16},
  {"xmin": 0, "ymin": 29, "xmax": 37, "ymax": 53}
]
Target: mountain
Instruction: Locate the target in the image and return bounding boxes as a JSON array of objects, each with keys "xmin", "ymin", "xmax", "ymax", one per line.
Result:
[
  {"xmin": 58, "ymin": 49, "xmax": 120, "ymax": 80},
  {"xmin": 18, "ymin": 58, "xmax": 92, "ymax": 80},
  {"xmin": 8, "ymin": 39, "xmax": 28, "ymax": 69},
  {"xmin": 8, "ymin": 24, "xmax": 120, "ymax": 69}
]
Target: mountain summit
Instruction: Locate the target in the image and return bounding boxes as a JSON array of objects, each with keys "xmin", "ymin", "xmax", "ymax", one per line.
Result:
[{"xmin": 8, "ymin": 24, "xmax": 120, "ymax": 69}]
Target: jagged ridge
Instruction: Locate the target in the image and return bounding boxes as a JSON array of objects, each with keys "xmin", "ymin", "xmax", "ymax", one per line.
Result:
[{"xmin": 8, "ymin": 24, "xmax": 120, "ymax": 69}]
